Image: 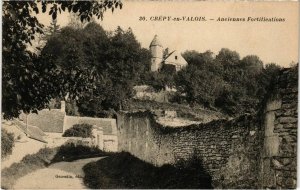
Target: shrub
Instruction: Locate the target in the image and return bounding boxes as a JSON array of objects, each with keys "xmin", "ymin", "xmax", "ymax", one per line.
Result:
[
  {"xmin": 1, "ymin": 128, "xmax": 15, "ymax": 159},
  {"xmin": 62, "ymin": 123, "xmax": 93, "ymax": 138},
  {"xmin": 51, "ymin": 144, "xmax": 110, "ymax": 163}
]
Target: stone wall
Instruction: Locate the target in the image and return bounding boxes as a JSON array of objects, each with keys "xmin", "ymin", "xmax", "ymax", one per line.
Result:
[
  {"xmin": 64, "ymin": 116, "xmax": 118, "ymax": 152},
  {"xmin": 134, "ymin": 89, "xmax": 172, "ymax": 103},
  {"xmin": 64, "ymin": 116, "xmax": 117, "ymax": 135},
  {"xmin": 259, "ymin": 67, "xmax": 298, "ymax": 188},
  {"xmin": 18, "ymin": 112, "xmax": 119, "ymax": 152},
  {"xmin": 117, "ymin": 67, "xmax": 298, "ymax": 189},
  {"xmin": 117, "ymin": 112, "xmax": 261, "ymax": 188},
  {"xmin": 45, "ymin": 136, "xmax": 94, "ymax": 148}
]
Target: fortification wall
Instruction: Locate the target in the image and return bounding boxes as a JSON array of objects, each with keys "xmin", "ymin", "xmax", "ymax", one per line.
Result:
[
  {"xmin": 117, "ymin": 67, "xmax": 298, "ymax": 189},
  {"xmin": 117, "ymin": 112, "xmax": 261, "ymax": 188},
  {"xmin": 259, "ymin": 68, "xmax": 298, "ymax": 188}
]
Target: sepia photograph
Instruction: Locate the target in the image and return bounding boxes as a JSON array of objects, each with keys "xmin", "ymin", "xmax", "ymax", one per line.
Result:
[{"xmin": 1, "ymin": 0, "xmax": 299, "ymax": 189}]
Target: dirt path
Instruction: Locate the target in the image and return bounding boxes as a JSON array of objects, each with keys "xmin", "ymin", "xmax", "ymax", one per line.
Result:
[{"xmin": 13, "ymin": 157, "xmax": 103, "ymax": 189}]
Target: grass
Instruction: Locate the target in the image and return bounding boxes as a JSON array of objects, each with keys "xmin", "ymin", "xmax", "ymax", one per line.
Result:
[
  {"xmin": 1, "ymin": 147, "xmax": 57, "ymax": 189},
  {"xmin": 125, "ymin": 99, "xmax": 226, "ymax": 122},
  {"xmin": 83, "ymin": 152, "xmax": 212, "ymax": 189},
  {"xmin": 1, "ymin": 144, "xmax": 109, "ymax": 189}
]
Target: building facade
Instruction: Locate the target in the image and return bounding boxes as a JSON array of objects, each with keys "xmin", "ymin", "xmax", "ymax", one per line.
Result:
[
  {"xmin": 149, "ymin": 35, "xmax": 188, "ymax": 72},
  {"xmin": 18, "ymin": 101, "xmax": 118, "ymax": 152}
]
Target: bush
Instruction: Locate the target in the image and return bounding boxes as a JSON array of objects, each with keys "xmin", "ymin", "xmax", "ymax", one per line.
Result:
[
  {"xmin": 62, "ymin": 123, "xmax": 93, "ymax": 138},
  {"xmin": 1, "ymin": 129, "xmax": 15, "ymax": 159},
  {"xmin": 51, "ymin": 144, "xmax": 110, "ymax": 163}
]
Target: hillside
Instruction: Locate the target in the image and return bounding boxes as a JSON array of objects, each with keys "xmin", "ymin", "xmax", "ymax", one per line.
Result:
[{"xmin": 124, "ymin": 99, "xmax": 228, "ymax": 125}]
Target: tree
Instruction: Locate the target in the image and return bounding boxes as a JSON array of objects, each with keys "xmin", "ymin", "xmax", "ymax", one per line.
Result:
[
  {"xmin": 264, "ymin": 63, "xmax": 281, "ymax": 77},
  {"xmin": 48, "ymin": 19, "xmax": 61, "ymax": 35},
  {"xmin": 2, "ymin": 0, "xmax": 122, "ymax": 119},
  {"xmin": 40, "ymin": 23, "xmax": 151, "ymax": 117},
  {"xmin": 99, "ymin": 26, "xmax": 151, "ymax": 110},
  {"xmin": 182, "ymin": 50, "xmax": 223, "ymax": 75},
  {"xmin": 239, "ymin": 55, "xmax": 263, "ymax": 74},
  {"xmin": 175, "ymin": 64, "xmax": 225, "ymax": 107},
  {"xmin": 143, "ymin": 63, "xmax": 176, "ymax": 91},
  {"xmin": 182, "ymin": 50, "xmax": 214, "ymax": 67},
  {"xmin": 176, "ymin": 48, "xmax": 281, "ymax": 116},
  {"xmin": 255, "ymin": 63, "xmax": 281, "ymax": 99},
  {"xmin": 216, "ymin": 48, "xmax": 240, "ymax": 68},
  {"xmin": 68, "ymin": 12, "xmax": 90, "ymax": 29},
  {"xmin": 40, "ymin": 23, "xmax": 109, "ymax": 116},
  {"xmin": 32, "ymin": 19, "xmax": 61, "ymax": 54},
  {"xmin": 176, "ymin": 50, "xmax": 226, "ymax": 107}
]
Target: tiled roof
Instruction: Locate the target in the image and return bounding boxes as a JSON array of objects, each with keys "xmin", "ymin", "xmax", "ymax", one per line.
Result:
[
  {"xmin": 19, "ymin": 109, "xmax": 117, "ymax": 135},
  {"xmin": 150, "ymin": 35, "xmax": 163, "ymax": 47},
  {"xmin": 23, "ymin": 109, "xmax": 65, "ymax": 133},
  {"xmin": 164, "ymin": 51, "xmax": 188, "ymax": 66},
  {"xmin": 14, "ymin": 119, "xmax": 47, "ymax": 143}
]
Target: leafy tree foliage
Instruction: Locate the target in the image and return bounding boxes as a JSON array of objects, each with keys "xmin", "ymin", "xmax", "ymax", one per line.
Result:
[
  {"xmin": 68, "ymin": 12, "xmax": 93, "ymax": 29},
  {"xmin": 182, "ymin": 50, "xmax": 223, "ymax": 74},
  {"xmin": 239, "ymin": 55, "xmax": 263, "ymax": 74},
  {"xmin": 143, "ymin": 64, "xmax": 177, "ymax": 91},
  {"xmin": 2, "ymin": 0, "xmax": 121, "ymax": 119},
  {"xmin": 175, "ymin": 64, "xmax": 225, "ymax": 108},
  {"xmin": 41, "ymin": 23, "xmax": 151, "ymax": 117},
  {"xmin": 216, "ymin": 48, "xmax": 240, "ymax": 68},
  {"xmin": 175, "ymin": 49, "xmax": 282, "ymax": 115},
  {"xmin": 47, "ymin": 19, "xmax": 61, "ymax": 36}
]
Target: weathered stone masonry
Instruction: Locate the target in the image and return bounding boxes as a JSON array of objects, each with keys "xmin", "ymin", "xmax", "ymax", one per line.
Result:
[
  {"xmin": 117, "ymin": 67, "xmax": 297, "ymax": 189},
  {"xmin": 117, "ymin": 112, "xmax": 261, "ymax": 188},
  {"xmin": 259, "ymin": 67, "xmax": 298, "ymax": 189}
]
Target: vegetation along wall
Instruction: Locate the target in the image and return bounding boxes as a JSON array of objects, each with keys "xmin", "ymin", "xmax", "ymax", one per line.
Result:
[{"xmin": 117, "ymin": 68, "xmax": 297, "ymax": 189}]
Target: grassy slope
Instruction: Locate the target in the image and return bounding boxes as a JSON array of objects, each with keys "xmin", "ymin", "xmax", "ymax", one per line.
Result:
[
  {"xmin": 1, "ymin": 145, "xmax": 109, "ymax": 189},
  {"xmin": 125, "ymin": 99, "xmax": 228, "ymax": 123}
]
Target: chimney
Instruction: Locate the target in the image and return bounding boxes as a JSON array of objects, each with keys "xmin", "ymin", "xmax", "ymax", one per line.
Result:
[{"xmin": 60, "ymin": 101, "xmax": 66, "ymax": 113}]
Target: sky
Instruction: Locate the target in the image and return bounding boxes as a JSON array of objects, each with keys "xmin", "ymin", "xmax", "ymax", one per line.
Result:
[{"xmin": 37, "ymin": 1, "xmax": 299, "ymax": 67}]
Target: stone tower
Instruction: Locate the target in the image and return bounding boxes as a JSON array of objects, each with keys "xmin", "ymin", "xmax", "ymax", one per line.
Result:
[{"xmin": 149, "ymin": 35, "xmax": 163, "ymax": 71}]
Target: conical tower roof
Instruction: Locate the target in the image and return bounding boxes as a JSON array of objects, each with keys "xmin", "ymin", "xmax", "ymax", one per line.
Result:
[{"xmin": 150, "ymin": 35, "xmax": 163, "ymax": 47}]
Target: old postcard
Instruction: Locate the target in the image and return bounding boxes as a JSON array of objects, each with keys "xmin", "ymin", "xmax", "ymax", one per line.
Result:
[{"xmin": 1, "ymin": 0, "xmax": 298, "ymax": 189}]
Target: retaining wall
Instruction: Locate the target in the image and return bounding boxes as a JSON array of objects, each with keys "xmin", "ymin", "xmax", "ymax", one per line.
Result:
[{"xmin": 117, "ymin": 67, "xmax": 298, "ymax": 188}]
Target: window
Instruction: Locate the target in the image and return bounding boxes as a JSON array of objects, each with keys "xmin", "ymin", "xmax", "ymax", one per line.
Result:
[{"xmin": 175, "ymin": 55, "xmax": 178, "ymax": 60}]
